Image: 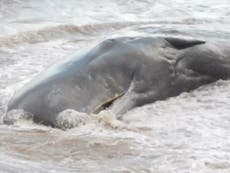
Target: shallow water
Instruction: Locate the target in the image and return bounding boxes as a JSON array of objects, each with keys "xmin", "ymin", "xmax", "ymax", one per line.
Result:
[{"xmin": 1, "ymin": 0, "xmax": 230, "ymax": 172}]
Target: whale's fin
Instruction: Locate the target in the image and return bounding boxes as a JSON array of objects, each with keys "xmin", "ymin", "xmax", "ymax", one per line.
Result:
[{"xmin": 165, "ymin": 37, "xmax": 205, "ymax": 49}]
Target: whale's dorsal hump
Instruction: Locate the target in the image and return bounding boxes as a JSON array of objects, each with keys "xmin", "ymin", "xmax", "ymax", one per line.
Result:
[{"xmin": 165, "ymin": 37, "xmax": 205, "ymax": 49}]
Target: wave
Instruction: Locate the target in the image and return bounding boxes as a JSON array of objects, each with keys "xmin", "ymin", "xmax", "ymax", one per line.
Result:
[
  {"xmin": 0, "ymin": 22, "xmax": 141, "ymax": 47},
  {"xmin": 0, "ymin": 18, "xmax": 226, "ymax": 47}
]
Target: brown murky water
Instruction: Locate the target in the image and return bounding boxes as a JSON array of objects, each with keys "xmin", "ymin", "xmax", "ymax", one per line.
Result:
[{"xmin": 1, "ymin": 0, "xmax": 230, "ymax": 172}]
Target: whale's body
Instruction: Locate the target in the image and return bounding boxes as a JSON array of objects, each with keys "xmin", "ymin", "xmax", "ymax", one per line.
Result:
[{"xmin": 5, "ymin": 36, "xmax": 230, "ymax": 129}]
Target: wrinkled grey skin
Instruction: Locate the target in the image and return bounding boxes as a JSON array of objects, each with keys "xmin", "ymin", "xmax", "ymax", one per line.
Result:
[{"xmin": 5, "ymin": 36, "xmax": 230, "ymax": 128}]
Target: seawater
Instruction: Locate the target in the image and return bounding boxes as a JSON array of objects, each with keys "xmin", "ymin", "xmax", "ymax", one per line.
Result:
[{"xmin": 0, "ymin": 0, "xmax": 230, "ymax": 172}]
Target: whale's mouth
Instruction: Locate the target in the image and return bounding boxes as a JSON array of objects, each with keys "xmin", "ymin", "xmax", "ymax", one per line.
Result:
[{"xmin": 93, "ymin": 93, "xmax": 125, "ymax": 114}]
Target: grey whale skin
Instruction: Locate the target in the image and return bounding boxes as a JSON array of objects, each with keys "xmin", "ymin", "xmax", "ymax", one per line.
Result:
[{"xmin": 5, "ymin": 36, "xmax": 230, "ymax": 129}]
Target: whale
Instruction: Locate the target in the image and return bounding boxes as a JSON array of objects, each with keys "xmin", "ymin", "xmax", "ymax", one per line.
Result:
[{"xmin": 4, "ymin": 36, "xmax": 230, "ymax": 129}]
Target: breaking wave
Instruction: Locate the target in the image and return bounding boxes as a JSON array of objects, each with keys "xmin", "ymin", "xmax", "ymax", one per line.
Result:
[
  {"xmin": 0, "ymin": 17, "xmax": 227, "ymax": 47},
  {"xmin": 0, "ymin": 22, "xmax": 138, "ymax": 47}
]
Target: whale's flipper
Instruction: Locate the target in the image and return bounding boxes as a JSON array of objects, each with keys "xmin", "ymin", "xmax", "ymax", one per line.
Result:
[
  {"xmin": 93, "ymin": 93, "xmax": 125, "ymax": 114},
  {"xmin": 165, "ymin": 37, "xmax": 205, "ymax": 49}
]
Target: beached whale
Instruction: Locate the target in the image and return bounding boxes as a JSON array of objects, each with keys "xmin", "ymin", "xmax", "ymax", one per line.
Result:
[{"xmin": 4, "ymin": 36, "xmax": 230, "ymax": 129}]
